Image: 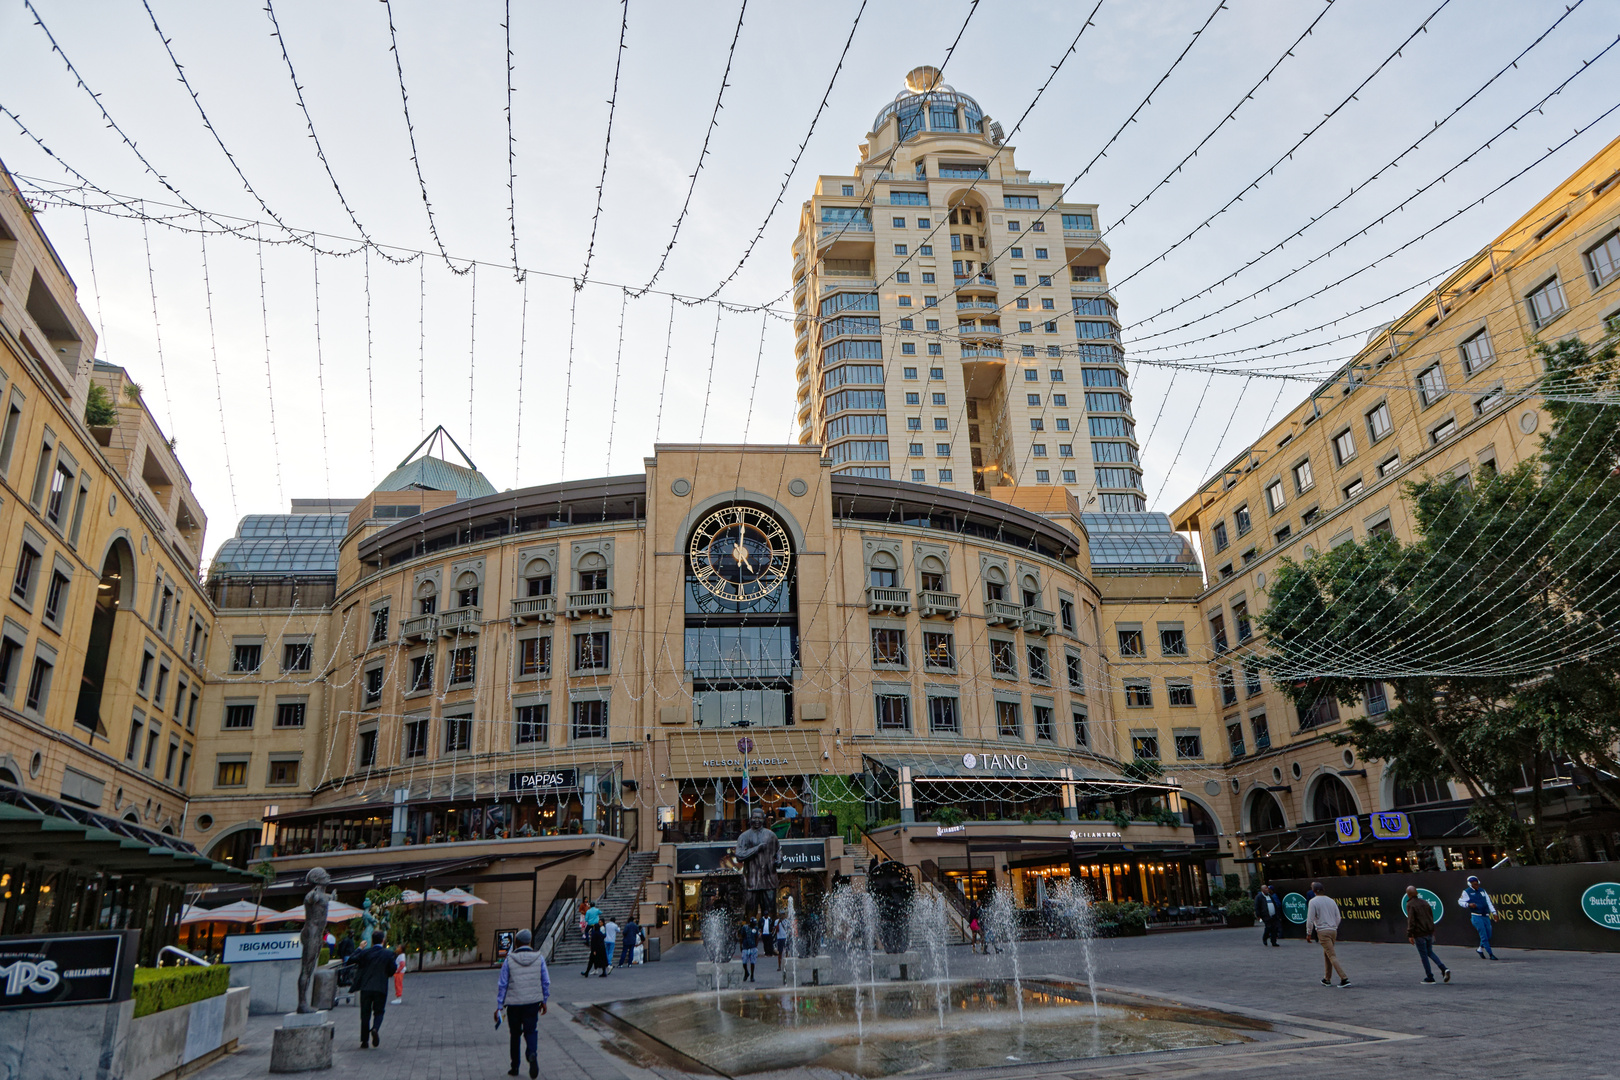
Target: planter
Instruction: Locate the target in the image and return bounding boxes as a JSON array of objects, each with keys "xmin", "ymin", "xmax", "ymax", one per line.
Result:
[
  {"xmin": 413, "ymin": 947, "xmax": 479, "ymax": 970},
  {"xmin": 122, "ymin": 985, "xmax": 248, "ymax": 1080}
]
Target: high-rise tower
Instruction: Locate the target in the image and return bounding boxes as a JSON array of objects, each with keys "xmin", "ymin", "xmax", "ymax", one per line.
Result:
[{"xmin": 793, "ymin": 67, "xmax": 1141, "ymax": 509}]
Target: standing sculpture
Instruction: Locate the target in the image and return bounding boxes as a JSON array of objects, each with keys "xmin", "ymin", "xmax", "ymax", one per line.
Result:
[
  {"xmin": 360, "ymin": 896, "xmax": 377, "ymax": 945},
  {"xmin": 733, "ymin": 810, "xmax": 781, "ymax": 918},
  {"xmin": 296, "ymin": 867, "xmax": 333, "ymax": 1013}
]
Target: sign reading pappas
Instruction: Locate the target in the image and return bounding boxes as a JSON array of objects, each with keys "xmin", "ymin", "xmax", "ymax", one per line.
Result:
[
  {"xmin": 507, "ymin": 768, "xmax": 580, "ymax": 793},
  {"xmin": 0, "ymin": 931, "xmax": 138, "ymax": 1010}
]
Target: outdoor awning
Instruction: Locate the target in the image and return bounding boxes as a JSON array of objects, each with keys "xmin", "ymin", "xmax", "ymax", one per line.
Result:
[
  {"xmin": 193, "ymin": 854, "xmax": 505, "ymax": 902},
  {"xmin": 0, "ymin": 785, "xmax": 252, "ymax": 883},
  {"xmin": 862, "ymin": 752, "xmax": 1143, "ymax": 788}
]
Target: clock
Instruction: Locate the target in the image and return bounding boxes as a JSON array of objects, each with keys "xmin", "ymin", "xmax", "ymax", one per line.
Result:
[{"xmin": 688, "ymin": 505, "xmax": 792, "ymax": 603}]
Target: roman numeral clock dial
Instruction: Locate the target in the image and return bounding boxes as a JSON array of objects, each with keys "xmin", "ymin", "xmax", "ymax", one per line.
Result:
[{"xmin": 688, "ymin": 505, "xmax": 791, "ymax": 603}]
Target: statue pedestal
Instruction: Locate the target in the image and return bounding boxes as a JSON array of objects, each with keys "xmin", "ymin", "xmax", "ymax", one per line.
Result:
[
  {"xmin": 270, "ymin": 1012, "xmax": 333, "ymax": 1072},
  {"xmin": 310, "ymin": 968, "xmax": 336, "ymax": 1011}
]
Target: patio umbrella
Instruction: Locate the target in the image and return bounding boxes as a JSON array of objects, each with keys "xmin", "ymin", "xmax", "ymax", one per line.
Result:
[
  {"xmin": 252, "ymin": 907, "xmax": 301, "ymax": 925},
  {"xmin": 324, "ymin": 901, "xmax": 364, "ymax": 923},
  {"xmin": 440, "ymin": 888, "xmax": 488, "ymax": 906},
  {"xmin": 180, "ymin": 899, "xmax": 270, "ymax": 924},
  {"xmin": 252, "ymin": 900, "xmax": 365, "ymax": 925},
  {"xmin": 392, "ymin": 889, "xmax": 425, "ymax": 905},
  {"xmin": 425, "ymin": 888, "xmax": 454, "ymax": 904}
]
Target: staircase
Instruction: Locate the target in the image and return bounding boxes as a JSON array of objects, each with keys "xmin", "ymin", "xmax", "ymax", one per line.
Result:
[{"xmin": 552, "ymin": 850, "xmax": 657, "ymax": 966}]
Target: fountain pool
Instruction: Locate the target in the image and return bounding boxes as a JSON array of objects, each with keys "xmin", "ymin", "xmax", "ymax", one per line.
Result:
[{"xmin": 586, "ymin": 978, "xmax": 1275, "ymax": 1078}]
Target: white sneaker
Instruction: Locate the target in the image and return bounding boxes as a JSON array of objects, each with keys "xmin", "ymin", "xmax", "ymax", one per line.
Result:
[{"xmin": 391, "ymin": 998, "xmax": 402, "ymax": 1004}]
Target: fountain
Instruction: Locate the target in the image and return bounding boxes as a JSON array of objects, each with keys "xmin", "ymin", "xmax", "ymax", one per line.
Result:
[
  {"xmin": 599, "ymin": 882, "xmax": 1273, "ymax": 1078},
  {"xmin": 983, "ymin": 885, "xmax": 1024, "ymax": 1021},
  {"xmin": 1050, "ymin": 877, "xmax": 1101, "ymax": 1015}
]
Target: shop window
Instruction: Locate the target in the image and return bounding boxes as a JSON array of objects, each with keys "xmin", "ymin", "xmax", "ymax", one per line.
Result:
[
  {"xmin": 995, "ymin": 699, "xmax": 1022, "ymax": 738},
  {"xmin": 875, "ymin": 693, "xmax": 911, "ymax": 732}
]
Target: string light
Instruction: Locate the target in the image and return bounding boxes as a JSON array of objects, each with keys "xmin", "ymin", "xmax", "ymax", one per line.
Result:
[
  {"xmin": 137, "ymin": 206, "xmax": 177, "ymax": 434},
  {"xmin": 311, "ymin": 243, "xmax": 332, "ymax": 498},
  {"xmin": 197, "ymin": 219, "xmax": 239, "ymax": 518},
  {"xmin": 634, "ymin": 0, "xmax": 748, "ymax": 296},
  {"xmin": 380, "ymin": 0, "xmax": 467, "ymax": 275},
  {"xmin": 254, "ymin": 223, "xmax": 287, "ymax": 507},
  {"xmin": 579, "ymin": 0, "xmax": 629, "ymax": 288},
  {"xmin": 503, "ymin": 0, "xmax": 524, "ymax": 279}
]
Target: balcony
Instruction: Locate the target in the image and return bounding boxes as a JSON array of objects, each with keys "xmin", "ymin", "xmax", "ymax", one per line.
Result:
[
  {"xmin": 510, "ymin": 595, "xmax": 555, "ymax": 622},
  {"xmin": 954, "ymin": 275, "xmax": 997, "ymax": 292},
  {"xmin": 568, "ymin": 589, "xmax": 613, "ymax": 618},
  {"xmin": 1021, "ymin": 607, "xmax": 1057, "ymax": 636},
  {"xmin": 958, "ymin": 325, "xmax": 1002, "ymax": 340},
  {"xmin": 961, "ymin": 346, "xmax": 1004, "ymax": 359},
  {"xmin": 1070, "ymin": 280, "xmax": 1110, "ymax": 296},
  {"xmin": 401, "ymin": 614, "xmax": 439, "ymax": 641},
  {"xmin": 956, "ymin": 300, "xmax": 998, "ymax": 312},
  {"xmin": 918, "ymin": 590, "xmax": 960, "ymax": 619},
  {"xmin": 439, "ymin": 607, "xmax": 481, "ymax": 635},
  {"xmin": 984, "ymin": 599, "xmax": 1023, "ymax": 626},
  {"xmin": 822, "ymin": 277, "xmax": 877, "ymax": 293},
  {"xmin": 818, "ymin": 221, "xmax": 874, "ymax": 246},
  {"xmin": 866, "ymin": 586, "xmax": 911, "ymax": 615}
]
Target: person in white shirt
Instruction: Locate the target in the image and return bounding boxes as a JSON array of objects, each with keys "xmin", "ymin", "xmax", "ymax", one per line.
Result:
[
  {"xmin": 603, "ymin": 919, "xmax": 620, "ymax": 973},
  {"xmin": 1304, "ymin": 882, "xmax": 1351, "ymax": 987}
]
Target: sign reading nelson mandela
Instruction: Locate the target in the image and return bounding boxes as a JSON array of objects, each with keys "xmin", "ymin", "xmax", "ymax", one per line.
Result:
[{"xmin": 0, "ymin": 930, "xmax": 139, "ymax": 1010}]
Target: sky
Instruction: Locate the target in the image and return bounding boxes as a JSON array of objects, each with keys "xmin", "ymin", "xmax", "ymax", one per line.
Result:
[{"xmin": 0, "ymin": 0, "xmax": 1614, "ymax": 564}]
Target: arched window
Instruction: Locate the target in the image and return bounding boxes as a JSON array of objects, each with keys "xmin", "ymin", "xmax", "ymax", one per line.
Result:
[
  {"xmin": 919, "ymin": 554, "xmax": 947, "ymax": 593},
  {"xmin": 1180, "ymin": 798, "xmax": 1217, "ymax": 837},
  {"xmin": 74, "ymin": 537, "xmax": 136, "ymax": 735},
  {"xmin": 1020, "ymin": 573, "xmax": 1040, "ymax": 608},
  {"xmin": 868, "ymin": 551, "xmax": 898, "ymax": 588},
  {"xmin": 1248, "ymin": 789, "xmax": 1287, "ymax": 832},
  {"xmin": 1310, "ymin": 774, "xmax": 1357, "ymax": 822},
  {"xmin": 454, "ymin": 570, "xmax": 480, "ymax": 609},
  {"xmin": 523, "ymin": 558, "xmax": 552, "ymax": 597},
  {"xmin": 577, "ymin": 552, "xmax": 608, "ymax": 592},
  {"xmin": 984, "ymin": 565, "xmax": 1007, "ymax": 601},
  {"xmin": 414, "ymin": 578, "xmax": 438, "ymax": 615}
]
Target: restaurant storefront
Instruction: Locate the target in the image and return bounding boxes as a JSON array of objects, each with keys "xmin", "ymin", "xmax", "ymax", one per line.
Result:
[{"xmin": 672, "ymin": 837, "xmax": 831, "ymax": 942}]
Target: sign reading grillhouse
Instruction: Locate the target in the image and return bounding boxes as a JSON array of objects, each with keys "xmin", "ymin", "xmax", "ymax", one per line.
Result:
[
  {"xmin": 0, "ymin": 931, "xmax": 138, "ymax": 1010},
  {"xmin": 222, "ymin": 931, "xmax": 302, "ymax": 964},
  {"xmin": 699, "ymin": 757, "xmax": 790, "ymax": 771},
  {"xmin": 675, "ymin": 838, "xmax": 827, "ymax": 875},
  {"xmin": 961, "ymin": 752, "xmax": 1029, "ymax": 771},
  {"xmin": 507, "ymin": 768, "xmax": 580, "ymax": 793}
]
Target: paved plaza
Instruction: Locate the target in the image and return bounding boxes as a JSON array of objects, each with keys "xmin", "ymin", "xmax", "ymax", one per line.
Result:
[{"xmin": 193, "ymin": 929, "xmax": 1618, "ymax": 1080}]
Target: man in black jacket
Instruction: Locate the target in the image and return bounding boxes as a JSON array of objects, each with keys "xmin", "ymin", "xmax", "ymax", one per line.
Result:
[
  {"xmin": 351, "ymin": 931, "xmax": 398, "ymax": 1048},
  {"xmin": 1254, "ymin": 884, "xmax": 1283, "ymax": 947}
]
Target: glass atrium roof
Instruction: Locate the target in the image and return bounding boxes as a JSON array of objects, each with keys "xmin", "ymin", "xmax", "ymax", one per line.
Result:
[
  {"xmin": 1081, "ymin": 512, "xmax": 1199, "ymax": 568},
  {"xmin": 211, "ymin": 514, "xmax": 347, "ymax": 575}
]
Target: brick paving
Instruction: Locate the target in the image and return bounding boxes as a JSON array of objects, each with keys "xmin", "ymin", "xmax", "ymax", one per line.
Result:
[{"xmin": 193, "ymin": 928, "xmax": 1619, "ymax": 1079}]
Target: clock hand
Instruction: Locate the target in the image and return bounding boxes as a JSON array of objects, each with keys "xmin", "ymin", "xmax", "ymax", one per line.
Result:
[{"xmin": 732, "ymin": 539, "xmax": 753, "ymax": 571}]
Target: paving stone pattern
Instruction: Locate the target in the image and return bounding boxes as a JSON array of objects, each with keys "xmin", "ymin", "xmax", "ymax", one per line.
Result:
[{"xmin": 192, "ymin": 927, "xmax": 1619, "ymax": 1080}]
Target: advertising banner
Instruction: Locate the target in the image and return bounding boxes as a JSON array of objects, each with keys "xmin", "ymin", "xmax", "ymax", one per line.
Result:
[
  {"xmin": 221, "ymin": 931, "xmax": 303, "ymax": 964},
  {"xmin": 0, "ymin": 930, "xmax": 138, "ymax": 1010},
  {"xmin": 1270, "ymin": 864, "xmax": 1620, "ymax": 952},
  {"xmin": 675, "ymin": 839, "xmax": 827, "ymax": 875}
]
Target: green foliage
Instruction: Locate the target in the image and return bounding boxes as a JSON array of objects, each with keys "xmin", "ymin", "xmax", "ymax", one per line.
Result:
[
  {"xmin": 929, "ymin": 806, "xmax": 965, "ymax": 827},
  {"xmin": 132, "ymin": 964, "xmax": 230, "ymax": 1018},
  {"xmin": 815, "ymin": 776, "xmax": 867, "ymax": 842},
  {"xmin": 1108, "ymin": 812, "xmax": 1131, "ymax": 830},
  {"xmin": 1224, "ymin": 897, "xmax": 1256, "ymax": 925},
  {"xmin": 123, "ymin": 381, "xmax": 142, "ymax": 402},
  {"xmin": 391, "ymin": 913, "xmax": 477, "ymax": 955},
  {"xmin": 1120, "ymin": 757, "xmax": 1163, "ymax": 783},
  {"xmin": 1224, "ymin": 874, "xmax": 1240, "ymax": 893},
  {"xmin": 1092, "ymin": 900, "xmax": 1149, "ymax": 935},
  {"xmin": 84, "ymin": 383, "xmax": 117, "ymax": 426},
  {"xmin": 1150, "ymin": 808, "xmax": 1183, "ymax": 827},
  {"xmin": 1260, "ymin": 338, "xmax": 1620, "ymax": 861},
  {"xmin": 1209, "ymin": 886, "xmax": 1230, "ymax": 906}
]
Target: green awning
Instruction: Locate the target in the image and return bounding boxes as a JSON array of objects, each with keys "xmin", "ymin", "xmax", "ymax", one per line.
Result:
[{"xmin": 0, "ymin": 787, "xmax": 254, "ymax": 884}]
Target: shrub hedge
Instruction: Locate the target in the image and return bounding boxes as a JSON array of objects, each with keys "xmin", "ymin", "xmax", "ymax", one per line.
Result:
[{"xmin": 131, "ymin": 964, "xmax": 231, "ymax": 1018}]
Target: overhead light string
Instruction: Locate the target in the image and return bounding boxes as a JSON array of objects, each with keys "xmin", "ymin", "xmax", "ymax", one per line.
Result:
[
  {"xmin": 579, "ymin": 0, "xmax": 630, "ymax": 288},
  {"xmin": 254, "ymin": 223, "xmax": 286, "ymax": 507},
  {"xmin": 137, "ymin": 204, "xmax": 177, "ymax": 435},
  {"xmin": 654, "ymin": 293, "xmax": 675, "ymax": 442},
  {"xmin": 311, "ymin": 240, "xmax": 333, "ymax": 498},
  {"xmin": 196, "ymin": 216, "xmax": 239, "ymax": 518}
]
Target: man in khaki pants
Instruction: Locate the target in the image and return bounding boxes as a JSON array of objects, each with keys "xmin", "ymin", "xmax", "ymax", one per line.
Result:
[{"xmin": 1305, "ymin": 882, "xmax": 1351, "ymax": 987}]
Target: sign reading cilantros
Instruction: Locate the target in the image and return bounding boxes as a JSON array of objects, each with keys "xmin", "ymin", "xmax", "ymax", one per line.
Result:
[
  {"xmin": 0, "ymin": 931, "xmax": 137, "ymax": 1010},
  {"xmin": 221, "ymin": 932, "xmax": 302, "ymax": 964}
]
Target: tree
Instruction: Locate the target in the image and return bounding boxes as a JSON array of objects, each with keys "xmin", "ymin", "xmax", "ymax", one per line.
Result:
[
  {"xmin": 1259, "ymin": 338, "xmax": 1620, "ymax": 860},
  {"xmin": 84, "ymin": 383, "xmax": 117, "ymax": 426}
]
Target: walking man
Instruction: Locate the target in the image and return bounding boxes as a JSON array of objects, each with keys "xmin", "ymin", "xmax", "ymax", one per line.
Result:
[
  {"xmin": 1460, "ymin": 875, "xmax": 1500, "ymax": 959},
  {"xmin": 604, "ymin": 917, "xmax": 620, "ymax": 972},
  {"xmin": 1305, "ymin": 882, "xmax": 1350, "ymax": 988},
  {"xmin": 1406, "ymin": 886, "xmax": 1451, "ymax": 984},
  {"xmin": 622, "ymin": 917, "xmax": 641, "ymax": 965},
  {"xmin": 581, "ymin": 922, "xmax": 609, "ymax": 977},
  {"xmin": 351, "ymin": 931, "xmax": 397, "ymax": 1048},
  {"xmin": 495, "ymin": 928, "xmax": 549, "ymax": 1078},
  {"xmin": 1255, "ymin": 884, "xmax": 1283, "ymax": 947},
  {"xmin": 775, "ymin": 912, "xmax": 790, "ymax": 970},
  {"xmin": 738, "ymin": 918, "xmax": 760, "ymax": 983}
]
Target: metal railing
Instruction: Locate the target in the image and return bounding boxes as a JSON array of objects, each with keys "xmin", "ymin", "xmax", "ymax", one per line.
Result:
[
  {"xmin": 961, "ymin": 347, "xmax": 1005, "ymax": 359},
  {"xmin": 1021, "ymin": 607, "xmax": 1057, "ymax": 636},
  {"xmin": 158, "ymin": 945, "xmax": 211, "ymax": 967},
  {"xmin": 918, "ymin": 590, "xmax": 960, "ymax": 618},
  {"xmin": 984, "ymin": 599, "xmax": 1022, "ymax": 625}
]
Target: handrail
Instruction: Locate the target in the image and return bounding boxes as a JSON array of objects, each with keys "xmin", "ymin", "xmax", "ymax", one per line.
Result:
[{"xmin": 158, "ymin": 945, "xmax": 211, "ymax": 967}]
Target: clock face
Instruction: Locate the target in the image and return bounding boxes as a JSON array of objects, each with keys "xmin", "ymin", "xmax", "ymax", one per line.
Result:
[{"xmin": 688, "ymin": 505, "xmax": 792, "ymax": 603}]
